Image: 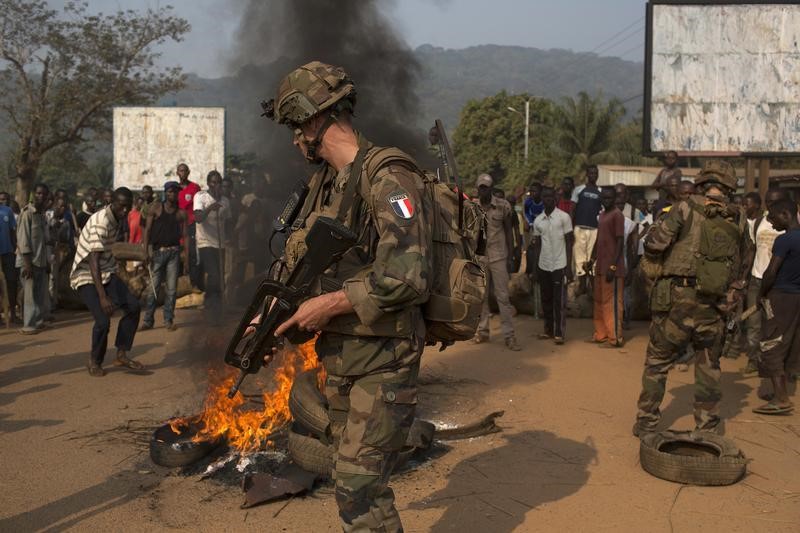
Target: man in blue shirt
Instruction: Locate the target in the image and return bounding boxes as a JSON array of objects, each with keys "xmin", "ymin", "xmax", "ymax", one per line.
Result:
[
  {"xmin": 754, "ymin": 198, "xmax": 800, "ymax": 415},
  {"xmin": 572, "ymin": 165, "xmax": 603, "ymax": 279},
  {"xmin": 0, "ymin": 191, "xmax": 18, "ymax": 324},
  {"xmin": 523, "ymin": 181, "xmax": 544, "ymax": 228}
]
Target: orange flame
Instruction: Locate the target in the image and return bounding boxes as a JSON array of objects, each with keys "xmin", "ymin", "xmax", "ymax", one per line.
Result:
[{"xmin": 170, "ymin": 339, "xmax": 321, "ymax": 453}]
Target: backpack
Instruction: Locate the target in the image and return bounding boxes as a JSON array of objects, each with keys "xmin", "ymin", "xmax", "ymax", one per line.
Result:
[
  {"xmin": 688, "ymin": 199, "xmax": 747, "ymax": 298},
  {"xmin": 359, "ymin": 147, "xmax": 486, "ymax": 346}
]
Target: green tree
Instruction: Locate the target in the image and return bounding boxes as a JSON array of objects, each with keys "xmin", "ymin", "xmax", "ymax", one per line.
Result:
[
  {"xmin": 0, "ymin": 0, "xmax": 189, "ymax": 204},
  {"xmin": 552, "ymin": 92, "xmax": 625, "ymax": 177},
  {"xmin": 452, "ymin": 91, "xmax": 559, "ymax": 191},
  {"xmin": 607, "ymin": 116, "xmax": 660, "ymax": 167}
]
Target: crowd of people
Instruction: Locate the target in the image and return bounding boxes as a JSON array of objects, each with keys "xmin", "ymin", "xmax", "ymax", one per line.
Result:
[
  {"xmin": 0, "ymin": 164, "xmax": 271, "ymax": 372},
  {"xmin": 3, "ymin": 58, "xmax": 800, "ymax": 532},
  {"xmin": 470, "ymin": 154, "xmax": 800, "ymax": 420}
]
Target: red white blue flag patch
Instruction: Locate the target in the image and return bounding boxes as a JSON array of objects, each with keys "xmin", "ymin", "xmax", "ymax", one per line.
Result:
[{"xmin": 388, "ymin": 193, "xmax": 414, "ymax": 219}]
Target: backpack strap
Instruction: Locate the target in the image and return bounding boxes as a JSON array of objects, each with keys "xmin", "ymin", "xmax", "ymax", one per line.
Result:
[
  {"xmin": 335, "ymin": 144, "xmax": 370, "ymax": 226},
  {"xmin": 344, "ymin": 146, "xmax": 424, "ymax": 218}
]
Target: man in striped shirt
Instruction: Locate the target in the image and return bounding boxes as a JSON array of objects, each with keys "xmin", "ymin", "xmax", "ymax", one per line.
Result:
[{"xmin": 70, "ymin": 187, "xmax": 143, "ymax": 377}]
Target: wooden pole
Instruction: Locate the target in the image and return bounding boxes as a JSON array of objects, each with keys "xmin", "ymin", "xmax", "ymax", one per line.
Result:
[
  {"xmin": 758, "ymin": 159, "xmax": 770, "ymax": 203},
  {"xmin": 744, "ymin": 158, "xmax": 755, "ymax": 194}
]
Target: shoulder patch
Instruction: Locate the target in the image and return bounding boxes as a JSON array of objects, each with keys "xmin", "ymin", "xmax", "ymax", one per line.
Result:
[{"xmin": 387, "ymin": 191, "xmax": 414, "ymax": 220}]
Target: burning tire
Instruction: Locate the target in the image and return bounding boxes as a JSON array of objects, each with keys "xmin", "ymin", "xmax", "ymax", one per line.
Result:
[
  {"xmin": 287, "ymin": 424, "xmax": 416, "ymax": 478},
  {"xmin": 150, "ymin": 419, "xmax": 224, "ymax": 468},
  {"xmin": 639, "ymin": 430, "xmax": 747, "ymax": 486},
  {"xmin": 289, "ymin": 369, "xmax": 436, "ymax": 450}
]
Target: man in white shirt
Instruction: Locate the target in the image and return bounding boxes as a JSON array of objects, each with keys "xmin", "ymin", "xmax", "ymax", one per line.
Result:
[
  {"xmin": 193, "ymin": 171, "xmax": 231, "ymax": 324},
  {"xmin": 614, "ymin": 183, "xmax": 641, "ymax": 223},
  {"xmin": 743, "ymin": 190, "xmax": 788, "ymax": 375},
  {"xmin": 530, "ymin": 186, "xmax": 574, "ymax": 344}
]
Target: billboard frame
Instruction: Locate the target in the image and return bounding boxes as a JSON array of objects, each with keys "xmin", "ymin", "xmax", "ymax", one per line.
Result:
[
  {"xmin": 643, "ymin": 0, "xmax": 800, "ymax": 157},
  {"xmin": 112, "ymin": 105, "xmax": 228, "ymax": 191}
]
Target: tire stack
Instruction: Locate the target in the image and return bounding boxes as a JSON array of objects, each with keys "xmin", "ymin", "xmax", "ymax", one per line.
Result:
[{"xmin": 288, "ymin": 369, "xmax": 435, "ymax": 477}]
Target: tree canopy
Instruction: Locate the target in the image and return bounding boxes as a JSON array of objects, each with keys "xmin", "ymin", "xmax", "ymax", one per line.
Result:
[
  {"xmin": 453, "ymin": 91, "xmax": 562, "ymax": 192},
  {"xmin": 0, "ymin": 0, "xmax": 189, "ymax": 203},
  {"xmin": 453, "ymin": 90, "xmax": 661, "ymax": 191}
]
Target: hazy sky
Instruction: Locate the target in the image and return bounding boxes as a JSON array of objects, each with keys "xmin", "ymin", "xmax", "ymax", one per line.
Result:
[{"xmin": 59, "ymin": 0, "xmax": 649, "ymax": 77}]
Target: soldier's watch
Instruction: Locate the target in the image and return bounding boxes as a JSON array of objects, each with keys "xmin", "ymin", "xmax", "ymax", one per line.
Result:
[{"xmin": 609, "ymin": 265, "xmax": 617, "ymax": 271}]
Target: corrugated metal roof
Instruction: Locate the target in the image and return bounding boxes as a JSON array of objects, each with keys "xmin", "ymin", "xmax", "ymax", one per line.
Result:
[{"xmin": 596, "ymin": 165, "xmax": 800, "ymax": 187}]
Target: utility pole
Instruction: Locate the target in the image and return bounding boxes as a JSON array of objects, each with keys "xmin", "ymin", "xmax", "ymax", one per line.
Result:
[
  {"xmin": 508, "ymin": 98, "xmax": 533, "ymax": 163},
  {"xmin": 524, "ymin": 99, "xmax": 530, "ymax": 164}
]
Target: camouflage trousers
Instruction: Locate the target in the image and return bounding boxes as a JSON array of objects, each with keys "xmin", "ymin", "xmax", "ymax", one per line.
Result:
[
  {"xmin": 636, "ymin": 285, "xmax": 724, "ymax": 432},
  {"xmin": 318, "ymin": 332, "xmax": 423, "ymax": 533}
]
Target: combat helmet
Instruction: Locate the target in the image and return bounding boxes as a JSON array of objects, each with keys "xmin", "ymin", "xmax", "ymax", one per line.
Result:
[
  {"xmin": 261, "ymin": 61, "xmax": 356, "ymax": 127},
  {"xmin": 695, "ymin": 160, "xmax": 737, "ymax": 191}
]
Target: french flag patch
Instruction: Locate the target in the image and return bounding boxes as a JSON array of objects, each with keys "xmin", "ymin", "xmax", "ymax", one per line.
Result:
[{"xmin": 388, "ymin": 193, "xmax": 414, "ymax": 219}]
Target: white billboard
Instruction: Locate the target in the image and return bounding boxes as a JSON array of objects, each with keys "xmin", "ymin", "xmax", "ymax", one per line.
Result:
[
  {"xmin": 645, "ymin": 2, "xmax": 800, "ymax": 155},
  {"xmin": 113, "ymin": 107, "xmax": 225, "ymax": 190}
]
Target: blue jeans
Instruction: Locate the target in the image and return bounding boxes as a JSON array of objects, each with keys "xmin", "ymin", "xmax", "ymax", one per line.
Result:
[
  {"xmin": 77, "ymin": 275, "xmax": 140, "ymax": 365},
  {"xmin": 22, "ymin": 266, "xmax": 48, "ymax": 331},
  {"xmin": 143, "ymin": 247, "xmax": 180, "ymax": 326}
]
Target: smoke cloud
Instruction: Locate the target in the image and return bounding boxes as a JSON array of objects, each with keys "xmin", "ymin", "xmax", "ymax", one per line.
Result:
[{"xmin": 226, "ymin": 0, "xmax": 428, "ymax": 188}]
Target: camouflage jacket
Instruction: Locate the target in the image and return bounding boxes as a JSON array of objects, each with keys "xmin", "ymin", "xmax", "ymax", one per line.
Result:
[
  {"xmin": 644, "ymin": 194, "xmax": 753, "ymax": 283},
  {"xmin": 284, "ymin": 138, "xmax": 432, "ymax": 338}
]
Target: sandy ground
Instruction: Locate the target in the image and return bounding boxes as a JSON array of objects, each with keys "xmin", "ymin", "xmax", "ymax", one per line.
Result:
[{"xmin": 1, "ymin": 309, "xmax": 799, "ymax": 532}]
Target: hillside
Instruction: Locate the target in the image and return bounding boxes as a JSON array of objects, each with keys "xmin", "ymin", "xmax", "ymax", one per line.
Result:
[{"xmin": 168, "ymin": 44, "xmax": 643, "ymax": 154}]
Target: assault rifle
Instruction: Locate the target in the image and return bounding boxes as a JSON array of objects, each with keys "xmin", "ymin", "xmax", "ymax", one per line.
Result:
[
  {"xmin": 429, "ymin": 119, "xmax": 486, "ymax": 256},
  {"xmin": 224, "ymin": 216, "xmax": 357, "ymax": 398}
]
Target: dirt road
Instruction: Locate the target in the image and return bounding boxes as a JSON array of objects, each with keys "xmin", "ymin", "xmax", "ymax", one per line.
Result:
[{"xmin": 1, "ymin": 311, "xmax": 798, "ymax": 532}]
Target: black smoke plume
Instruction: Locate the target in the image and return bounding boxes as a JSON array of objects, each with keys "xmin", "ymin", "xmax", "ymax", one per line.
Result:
[{"xmin": 226, "ymin": 0, "xmax": 428, "ymax": 188}]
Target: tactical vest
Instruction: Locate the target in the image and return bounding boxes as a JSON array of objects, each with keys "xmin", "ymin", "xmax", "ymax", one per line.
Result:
[{"xmin": 660, "ymin": 196, "xmax": 746, "ymax": 292}]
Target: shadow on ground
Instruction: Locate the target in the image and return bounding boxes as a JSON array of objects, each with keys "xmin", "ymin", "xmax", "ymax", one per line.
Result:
[
  {"xmin": 408, "ymin": 430, "xmax": 597, "ymax": 532},
  {"xmin": 659, "ymin": 370, "xmax": 753, "ymax": 430},
  {"xmin": 0, "ymin": 344, "xmax": 162, "ymax": 388},
  {"xmin": 0, "ymin": 469, "xmax": 160, "ymax": 532}
]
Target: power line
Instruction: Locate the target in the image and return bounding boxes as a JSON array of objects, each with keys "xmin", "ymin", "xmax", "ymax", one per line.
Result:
[
  {"xmin": 586, "ymin": 16, "xmax": 645, "ymax": 54},
  {"xmin": 593, "ymin": 25, "xmax": 645, "ymax": 57},
  {"xmin": 620, "ymin": 93, "xmax": 644, "ymax": 104},
  {"xmin": 547, "ymin": 24, "xmax": 645, "ymax": 95},
  {"xmin": 616, "ymin": 42, "xmax": 645, "ymax": 61}
]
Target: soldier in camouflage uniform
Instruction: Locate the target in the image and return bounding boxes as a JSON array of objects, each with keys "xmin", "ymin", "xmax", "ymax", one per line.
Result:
[
  {"xmin": 265, "ymin": 61, "xmax": 431, "ymax": 532},
  {"xmin": 633, "ymin": 160, "xmax": 753, "ymax": 437}
]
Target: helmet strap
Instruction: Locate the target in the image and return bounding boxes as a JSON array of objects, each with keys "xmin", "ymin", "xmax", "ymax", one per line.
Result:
[{"xmin": 303, "ymin": 111, "xmax": 339, "ymax": 164}]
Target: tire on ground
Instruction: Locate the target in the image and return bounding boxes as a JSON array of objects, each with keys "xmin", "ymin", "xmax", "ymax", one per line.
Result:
[
  {"xmin": 287, "ymin": 424, "xmax": 335, "ymax": 477},
  {"xmin": 289, "ymin": 369, "xmax": 330, "ymax": 439},
  {"xmin": 639, "ymin": 430, "xmax": 747, "ymax": 486},
  {"xmin": 287, "ymin": 424, "xmax": 416, "ymax": 478},
  {"xmin": 289, "ymin": 369, "xmax": 436, "ymax": 450},
  {"xmin": 150, "ymin": 422, "xmax": 223, "ymax": 468}
]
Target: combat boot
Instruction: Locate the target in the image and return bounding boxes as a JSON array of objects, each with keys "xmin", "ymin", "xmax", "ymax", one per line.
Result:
[
  {"xmin": 632, "ymin": 422, "xmax": 656, "ymax": 438},
  {"xmin": 505, "ymin": 336, "xmax": 521, "ymax": 351}
]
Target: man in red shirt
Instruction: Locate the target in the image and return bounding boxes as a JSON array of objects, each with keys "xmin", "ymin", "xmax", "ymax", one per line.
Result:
[
  {"xmin": 588, "ymin": 189, "xmax": 625, "ymax": 347},
  {"xmin": 557, "ymin": 176, "xmax": 575, "ymax": 218},
  {"xmin": 127, "ymin": 196, "xmax": 144, "ymax": 244},
  {"xmin": 176, "ymin": 163, "xmax": 202, "ymax": 291}
]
